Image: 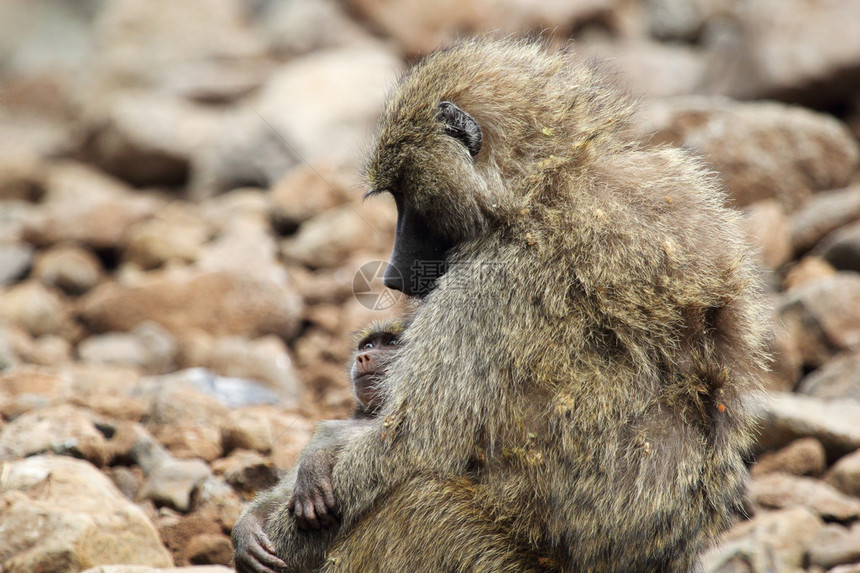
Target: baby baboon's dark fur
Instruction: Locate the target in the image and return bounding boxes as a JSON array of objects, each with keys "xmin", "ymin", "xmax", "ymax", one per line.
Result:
[
  {"xmin": 232, "ymin": 319, "xmax": 405, "ymax": 572},
  {"xmin": 269, "ymin": 38, "xmax": 770, "ymax": 572}
]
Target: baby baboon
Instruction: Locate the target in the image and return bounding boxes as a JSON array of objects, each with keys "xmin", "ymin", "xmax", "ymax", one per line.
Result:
[
  {"xmin": 232, "ymin": 319, "xmax": 405, "ymax": 573},
  {"xmin": 269, "ymin": 38, "xmax": 770, "ymax": 572}
]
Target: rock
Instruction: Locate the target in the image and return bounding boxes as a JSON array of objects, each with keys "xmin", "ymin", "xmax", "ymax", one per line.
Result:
[
  {"xmin": 180, "ymin": 335, "xmax": 301, "ymax": 401},
  {"xmin": 830, "ymin": 565, "xmax": 860, "ymax": 573},
  {"xmin": 190, "ymin": 475, "xmax": 243, "ymax": 533},
  {"xmin": 154, "ymin": 421, "xmax": 223, "ymax": 462},
  {"xmin": 0, "ymin": 366, "xmax": 68, "ymax": 418},
  {"xmin": 700, "ymin": 507, "xmax": 822, "ymax": 573},
  {"xmin": 190, "ymin": 107, "xmax": 298, "ymax": 197},
  {"xmin": 640, "ymin": 97, "xmax": 860, "ymax": 211},
  {"xmin": 0, "ymin": 404, "xmax": 109, "ymax": 466},
  {"xmin": 123, "ymin": 205, "xmax": 210, "ymax": 270},
  {"xmin": 79, "ymin": 269, "xmax": 303, "ymax": 340},
  {"xmin": 117, "ymin": 422, "xmax": 172, "ymax": 475},
  {"xmin": 0, "ymin": 92, "xmax": 75, "ymax": 160},
  {"xmin": 807, "ymin": 523, "xmax": 860, "ymax": 569},
  {"xmin": 222, "ymin": 407, "xmax": 275, "ymax": 454},
  {"xmin": 341, "ymin": 0, "xmax": 478, "ymax": 55},
  {"xmin": 727, "ymin": 0, "xmax": 860, "ymax": 106},
  {"xmin": 790, "ymin": 185, "xmax": 860, "ymax": 254},
  {"xmin": 0, "ymin": 153, "xmax": 44, "ymax": 201},
  {"xmin": 0, "ymin": 242, "xmax": 33, "ymax": 286},
  {"xmin": 257, "ymin": 0, "xmax": 373, "ymax": 56},
  {"xmin": 195, "ymin": 220, "xmax": 284, "ymax": 283},
  {"xmin": 154, "ymin": 509, "xmax": 223, "ymax": 567},
  {"xmin": 80, "ymin": 92, "xmax": 222, "ymax": 187},
  {"xmin": 269, "ymin": 163, "xmax": 351, "ymax": 232},
  {"xmin": 586, "ymin": 39, "xmax": 707, "ymax": 100},
  {"xmin": 783, "ymin": 257, "xmax": 837, "ymax": 291},
  {"xmin": 741, "ymin": 200, "xmax": 792, "ymax": 269},
  {"xmin": 138, "ymin": 458, "xmax": 212, "ymax": 512},
  {"xmin": 22, "ymin": 162, "xmax": 159, "ymax": 249},
  {"xmin": 83, "ymin": 565, "xmax": 234, "ymax": 573},
  {"xmin": 0, "ymin": 281, "xmax": 68, "ymax": 337},
  {"xmin": 254, "ymin": 45, "xmax": 401, "ymax": 166},
  {"xmin": 797, "ymin": 351, "xmax": 860, "ymax": 401},
  {"xmin": 282, "ymin": 202, "xmax": 396, "ymax": 268},
  {"xmin": 185, "ymin": 533, "xmax": 233, "ymax": 566},
  {"xmin": 2, "ymin": 327, "xmax": 71, "ymax": 367},
  {"xmin": 0, "ymin": 455, "xmax": 173, "ymax": 571},
  {"xmin": 816, "ymin": 221, "xmax": 860, "ymax": 273},
  {"xmin": 77, "ymin": 321, "xmax": 177, "ymax": 374},
  {"xmin": 778, "ymin": 273, "xmax": 860, "ymax": 367},
  {"xmin": 751, "ymin": 438, "xmax": 826, "ymax": 478},
  {"xmin": 141, "ymin": 368, "xmax": 283, "ymax": 411},
  {"xmin": 62, "ymin": 364, "xmax": 146, "ymax": 422},
  {"xmin": 345, "ymin": 0, "xmax": 617, "ymax": 56},
  {"xmin": 91, "ymin": 0, "xmax": 265, "ymax": 91},
  {"xmin": 643, "ymin": 0, "xmax": 731, "ymax": 42},
  {"xmin": 826, "ymin": 449, "xmax": 860, "ymax": 498},
  {"xmin": 757, "ymin": 392, "xmax": 860, "ymax": 459},
  {"xmin": 211, "ymin": 449, "xmax": 278, "ymax": 495},
  {"xmin": 749, "ymin": 473, "xmax": 860, "ymax": 522},
  {"xmin": 32, "ymin": 244, "xmax": 103, "ymax": 295},
  {"xmin": 106, "ymin": 466, "xmax": 142, "ymax": 500}
]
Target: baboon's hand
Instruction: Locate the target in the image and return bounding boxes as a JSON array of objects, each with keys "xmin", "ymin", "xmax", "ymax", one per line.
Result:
[
  {"xmin": 289, "ymin": 448, "xmax": 338, "ymax": 530},
  {"xmin": 232, "ymin": 510, "xmax": 286, "ymax": 573}
]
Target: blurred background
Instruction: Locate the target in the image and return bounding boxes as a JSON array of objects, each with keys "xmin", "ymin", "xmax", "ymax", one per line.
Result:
[{"xmin": 1, "ymin": 1, "xmax": 859, "ymax": 572}]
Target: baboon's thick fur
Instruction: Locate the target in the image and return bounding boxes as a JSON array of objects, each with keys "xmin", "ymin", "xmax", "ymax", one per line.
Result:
[{"xmin": 269, "ymin": 38, "xmax": 770, "ymax": 572}]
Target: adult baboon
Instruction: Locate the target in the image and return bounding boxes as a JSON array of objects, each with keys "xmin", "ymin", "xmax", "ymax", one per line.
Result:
[
  {"xmin": 267, "ymin": 38, "xmax": 769, "ymax": 572},
  {"xmin": 232, "ymin": 319, "xmax": 406, "ymax": 573}
]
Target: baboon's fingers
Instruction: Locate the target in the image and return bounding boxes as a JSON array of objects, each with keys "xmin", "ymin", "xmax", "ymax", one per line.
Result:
[
  {"xmin": 247, "ymin": 538, "xmax": 287, "ymax": 573},
  {"xmin": 302, "ymin": 500, "xmax": 321, "ymax": 530},
  {"xmin": 251, "ymin": 527, "xmax": 280, "ymax": 559},
  {"xmin": 321, "ymin": 479, "xmax": 337, "ymax": 514},
  {"xmin": 313, "ymin": 492, "xmax": 333, "ymax": 528},
  {"xmin": 292, "ymin": 500, "xmax": 309, "ymax": 530}
]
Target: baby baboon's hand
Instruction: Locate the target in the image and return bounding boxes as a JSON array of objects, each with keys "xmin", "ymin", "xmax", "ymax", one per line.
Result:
[
  {"xmin": 289, "ymin": 448, "xmax": 338, "ymax": 530},
  {"xmin": 232, "ymin": 510, "xmax": 286, "ymax": 573}
]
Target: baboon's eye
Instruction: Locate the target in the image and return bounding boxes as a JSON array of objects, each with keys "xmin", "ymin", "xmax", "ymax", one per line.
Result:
[
  {"xmin": 362, "ymin": 342, "xmax": 374, "ymax": 350},
  {"xmin": 437, "ymin": 101, "xmax": 482, "ymax": 158}
]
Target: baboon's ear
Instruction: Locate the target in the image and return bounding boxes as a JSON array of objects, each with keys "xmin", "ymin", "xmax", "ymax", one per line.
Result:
[{"xmin": 437, "ymin": 101, "xmax": 482, "ymax": 157}]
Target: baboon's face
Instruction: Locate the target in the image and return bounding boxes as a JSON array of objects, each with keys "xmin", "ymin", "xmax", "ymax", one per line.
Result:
[
  {"xmin": 367, "ymin": 101, "xmax": 487, "ymax": 297},
  {"xmin": 351, "ymin": 327, "xmax": 400, "ymax": 411}
]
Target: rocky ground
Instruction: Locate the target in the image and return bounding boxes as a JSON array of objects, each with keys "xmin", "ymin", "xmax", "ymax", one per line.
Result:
[{"xmin": 0, "ymin": 1, "xmax": 859, "ymax": 572}]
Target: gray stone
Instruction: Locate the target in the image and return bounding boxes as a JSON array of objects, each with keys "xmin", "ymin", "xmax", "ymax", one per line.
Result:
[
  {"xmin": 639, "ymin": 97, "xmax": 860, "ymax": 211},
  {"xmin": 807, "ymin": 523, "xmax": 860, "ymax": 569},
  {"xmin": 79, "ymin": 269, "xmax": 303, "ymax": 341},
  {"xmin": 749, "ymin": 473, "xmax": 860, "ymax": 522},
  {"xmin": 726, "ymin": 0, "xmax": 860, "ymax": 106},
  {"xmin": 138, "ymin": 458, "xmax": 212, "ymax": 512},
  {"xmin": 756, "ymin": 392, "xmax": 860, "ymax": 459},
  {"xmin": 78, "ymin": 321, "xmax": 177, "ymax": 374},
  {"xmin": 790, "ymin": 185, "xmax": 860, "ymax": 254},
  {"xmin": 826, "ymin": 449, "xmax": 860, "ymax": 498},
  {"xmin": 797, "ymin": 351, "xmax": 860, "ymax": 401},
  {"xmin": 32, "ymin": 244, "xmax": 103, "ymax": 295},
  {"xmin": 701, "ymin": 507, "xmax": 822, "ymax": 573},
  {"xmin": 0, "ymin": 404, "xmax": 109, "ymax": 466},
  {"xmin": 0, "ymin": 281, "xmax": 68, "ymax": 337},
  {"xmin": 751, "ymin": 437, "xmax": 826, "ymax": 478},
  {"xmin": 0, "ymin": 456, "xmax": 173, "ymax": 571},
  {"xmin": 0, "ymin": 243, "xmax": 33, "ymax": 286},
  {"xmin": 816, "ymin": 221, "xmax": 860, "ymax": 274},
  {"xmin": 778, "ymin": 273, "xmax": 860, "ymax": 367}
]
